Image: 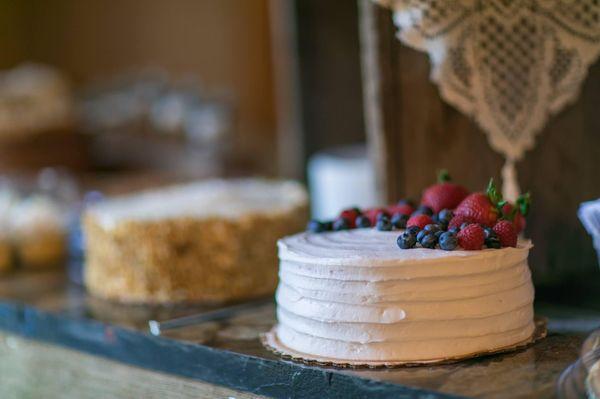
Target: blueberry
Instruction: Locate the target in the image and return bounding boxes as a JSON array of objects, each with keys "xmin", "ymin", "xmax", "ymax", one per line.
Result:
[
  {"xmin": 483, "ymin": 227, "xmax": 497, "ymax": 239},
  {"xmin": 424, "ymin": 224, "xmax": 441, "ymax": 233},
  {"xmin": 323, "ymin": 221, "xmax": 333, "ymax": 231},
  {"xmin": 438, "ymin": 209, "xmax": 454, "ymax": 224},
  {"xmin": 376, "ymin": 216, "xmax": 392, "ymax": 231},
  {"xmin": 417, "ymin": 229, "xmax": 428, "ymax": 243},
  {"xmin": 355, "ymin": 215, "xmax": 371, "ymax": 228},
  {"xmin": 434, "ymin": 230, "xmax": 444, "ymax": 240},
  {"xmin": 307, "ymin": 220, "xmax": 326, "ymax": 233},
  {"xmin": 448, "ymin": 227, "xmax": 460, "ymax": 235},
  {"xmin": 391, "ymin": 213, "xmax": 408, "ymax": 229},
  {"xmin": 407, "ymin": 225, "xmax": 420, "ymax": 235},
  {"xmin": 485, "ymin": 236, "xmax": 502, "ymax": 249},
  {"xmin": 420, "ymin": 233, "xmax": 437, "ymax": 249},
  {"xmin": 333, "ymin": 217, "xmax": 350, "ymax": 231},
  {"xmin": 439, "ymin": 232, "xmax": 458, "ymax": 250},
  {"xmin": 431, "ymin": 214, "xmax": 440, "ymax": 223},
  {"xmin": 416, "ymin": 205, "xmax": 434, "ymax": 216},
  {"xmin": 397, "ymin": 199, "xmax": 415, "ymax": 208},
  {"xmin": 376, "ymin": 211, "xmax": 391, "ymax": 221},
  {"xmin": 397, "ymin": 231, "xmax": 417, "ymax": 249}
]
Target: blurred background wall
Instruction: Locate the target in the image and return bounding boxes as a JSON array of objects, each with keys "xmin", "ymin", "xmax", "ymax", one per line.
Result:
[{"xmin": 0, "ymin": 0, "xmax": 276, "ymax": 160}]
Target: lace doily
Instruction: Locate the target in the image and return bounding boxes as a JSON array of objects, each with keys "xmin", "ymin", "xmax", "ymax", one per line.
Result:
[{"xmin": 376, "ymin": 0, "xmax": 600, "ymax": 200}]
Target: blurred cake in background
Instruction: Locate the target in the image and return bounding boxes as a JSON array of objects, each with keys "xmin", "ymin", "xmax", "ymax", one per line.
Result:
[
  {"xmin": 0, "ymin": 64, "xmax": 90, "ymax": 172},
  {"xmin": 83, "ymin": 178, "xmax": 308, "ymax": 304}
]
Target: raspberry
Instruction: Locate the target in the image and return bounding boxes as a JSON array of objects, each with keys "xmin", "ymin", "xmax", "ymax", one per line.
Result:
[
  {"xmin": 493, "ymin": 220, "xmax": 518, "ymax": 247},
  {"xmin": 406, "ymin": 214, "xmax": 433, "ymax": 230},
  {"xmin": 339, "ymin": 208, "xmax": 361, "ymax": 228},
  {"xmin": 457, "ymin": 224, "xmax": 485, "ymax": 250},
  {"xmin": 448, "ymin": 214, "xmax": 476, "ymax": 230}
]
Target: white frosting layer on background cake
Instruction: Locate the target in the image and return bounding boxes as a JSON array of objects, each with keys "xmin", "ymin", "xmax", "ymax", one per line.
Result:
[
  {"xmin": 88, "ymin": 179, "xmax": 307, "ymax": 230},
  {"xmin": 275, "ymin": 229, "xmax": 535, "ymax": 362}
]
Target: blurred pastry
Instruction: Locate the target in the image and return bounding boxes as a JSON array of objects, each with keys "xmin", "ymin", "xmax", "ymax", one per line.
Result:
[
  {"xmin": 0, "ymin": 184, "xmax": 17, "ymax": 273},
  {"xmin": 0, "ymin": 64, "xmax": 90, "ymax": 172},
  {"xmin": 11, "ymin": 196, "xmax": 68, "ymax": 269},
  {"xmin": 83, "ymin": 178, "xmax": 308, "ymax": 304}
]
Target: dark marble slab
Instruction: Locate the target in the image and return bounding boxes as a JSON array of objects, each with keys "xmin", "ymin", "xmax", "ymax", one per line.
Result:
[{"xmin": 0, "ymin": 269, "xmax": 598, "ymax": 399}]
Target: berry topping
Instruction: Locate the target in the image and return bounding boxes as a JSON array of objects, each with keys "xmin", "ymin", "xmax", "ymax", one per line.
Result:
[
  {"xmin": 363, "ymin": 208, "xmax": 389, "ymax": 225},
  {"xmin": 447, "ymin": 226, "xmax": 460, "ymax": 235},
  {"xmin": 332, "ymin": 217, "xmax": 350, "ymax": 231},
  {"xmin": 339, "ymin": 207, "xmax": 362, "ymax": 228},
  {"xmin": 486, "ymin": 236, "xmax": 502, "ymax": 249},
  {"xmin": 406, "ymin": 225, "xmax": 421, "ymax": 235},
  {"xmin": 416, "ymin": 229, "xmax": 428, "ymax": 243},
  {"xmin": 501, "ymin": 192, "xmax": 530, "ymax": 234},
  {"xmin": 391, "ymin": 213, "xmax": 409, "ymax": 229},
  {"xmin": 457, "ymin": 224, "xmax": 485, "ymax": 250},
  {"xmin": 454, "ymin": 179, "xmax": 502, "ymax": 227},
  {"xmin": 406, "ymin": 214, "xmax": 433, "ymax": 230},
  {"xmin": 420, "ymin": 233, "xmax": 438, "ymax": 249},
  {"xmin": 423, "ymin": 224, "xmax": 442, "ymax": 233},
  {"xmin": 437, "ymin": 209, "xmax": 454, "ymax": 226},
  {"xmin": 397, "ymin": 199, "xmax": 415, "ymax": 208},
  {"xmin": 376, "ymin": 215, "xmax": 392, "ymax": 231},
  {"xmin": 307, "ymin": 220, "xmax": 326, "ymax": 233},
  {"xmin": 421, "ymin": 170, "xmax": 469, "ymax": 213},
  {"xmin": 492, "ymin": 220, "xmax": 518, "ymax": 248},
  {"xmin": 355, "ymin": 215, "xmax": 372, "ymax": 228},
  {"xmin": 397, "ymin": 231, "xmax": 417, "ymax": 249},
  {"xmin": 439, "ymin": 231, "xmax": 458, "ymax": 251},
  {"xmin": 387, "ymin": 203, "xmax": 414, "ymax": 216},
  {"xmin": 448, "ymin": 214, "xmax": 476, "ymax": 230},
  {"xmin": 414, "ymin": 205, "xmax": 434, "ymax": 216}
]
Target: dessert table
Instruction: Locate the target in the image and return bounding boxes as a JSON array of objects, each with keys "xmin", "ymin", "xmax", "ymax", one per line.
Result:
[{"xmin": 0, "ymin": 269, "xmax": 598, "ymax": 399}]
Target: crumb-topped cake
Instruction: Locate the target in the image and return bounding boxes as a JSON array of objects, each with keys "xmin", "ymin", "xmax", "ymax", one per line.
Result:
[
  {"xmin": 84, "ymin": 179, "xmax": 308, "ymax": 304},
  {"xmin": 268, "ymin": 173, "xmax": 536, "ymax": 364}
]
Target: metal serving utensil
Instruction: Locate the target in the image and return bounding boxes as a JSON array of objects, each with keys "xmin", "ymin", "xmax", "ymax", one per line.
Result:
[{"xmin": 148, "ymin": 298, "xmax": 273, "ymax": 336}]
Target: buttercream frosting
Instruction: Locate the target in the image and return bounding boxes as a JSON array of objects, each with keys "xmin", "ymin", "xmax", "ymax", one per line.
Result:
[
  {"xmin": 274, "ymin": 228, "xmax": 535, "ymax": 362},
  {"xmin": 87, "ymin": 179, "xmax": 308, "ymax": 230}
]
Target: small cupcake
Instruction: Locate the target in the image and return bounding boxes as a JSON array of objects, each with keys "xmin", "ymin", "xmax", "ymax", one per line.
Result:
[
  {"xmin": 11, "ymin": 196, "xmax": 67, "ymax": 269},
  {"xmin": 0, "ymin": 185, "xmax": 17, "ymax": 273}
]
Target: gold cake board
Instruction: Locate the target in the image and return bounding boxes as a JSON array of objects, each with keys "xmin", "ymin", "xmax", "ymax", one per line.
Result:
[{"xmin": 262, "ymin": 316, "xmax": 547, "ymax": 369}]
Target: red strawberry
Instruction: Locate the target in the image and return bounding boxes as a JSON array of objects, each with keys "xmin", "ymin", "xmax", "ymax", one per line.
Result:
[
  {"xmin": 501, "ymin": 203, "xmax": 526, "ymax": 234},
  {"xmin": 454, "ymin": 179, "xmax": 503, "ymax": 227},
  {"xmin": 501, "ymin": 192, "xmax": 530, "ymax": 234},
  {"xmin": 340, "ymin": 207, "xmax": 361, "ymax": 228},
  {"xmin": 406, "ymin": 214, "xmax": 433, "ymax": 230},
  {"xmin": 448, "ymin": 214, "xmax": 476, "ymax": 230},
  {"xmin": 457, "ymin": 224, "xmax": 485, "ymax": 250},
  {"xmin": 363, "ymin": 208, "xmax": 389, "ymax": 225},
  {"xmin": 493, "ymin": 220, "xmax": 518, "ymax": 247},
  {"xmin": 387, "ymin": 203, "xmax": 414, "ymax": 216},
  {"xmin": 421, "ymin": 170, "xmax": 469, "ymax": 213}
]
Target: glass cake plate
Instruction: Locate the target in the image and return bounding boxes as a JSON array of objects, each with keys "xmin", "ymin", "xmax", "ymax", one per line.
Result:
[{"xmin": 557, "ymin": 329, "xmax": 600, "ymax": 398}]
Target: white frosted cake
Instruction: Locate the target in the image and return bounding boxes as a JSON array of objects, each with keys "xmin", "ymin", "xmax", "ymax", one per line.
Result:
[
  {"xmin": 272, "ymin": 228, "xmax": 535, "ymax": 363},
  {"xmin": 84, "ymin": 179, "xmax": 308, "ymax": 303}
]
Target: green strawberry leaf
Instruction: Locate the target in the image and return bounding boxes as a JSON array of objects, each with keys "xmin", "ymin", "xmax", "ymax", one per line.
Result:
[
  {"xmin": 486, "ymin": 178, "xmax": 503, "ymax": 205},
  {"xmin": 516, "ymin": 192, "xmax": 531, "ymax": 216},
  {"xmin": 438, "ymin": 169, "xmax": 451, "ymax": 183}
]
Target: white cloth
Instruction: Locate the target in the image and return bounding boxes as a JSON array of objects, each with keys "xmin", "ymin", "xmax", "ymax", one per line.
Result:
[{"xmin": 376, "ymin": 0, "xmax": 600, "ymax": 201}]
